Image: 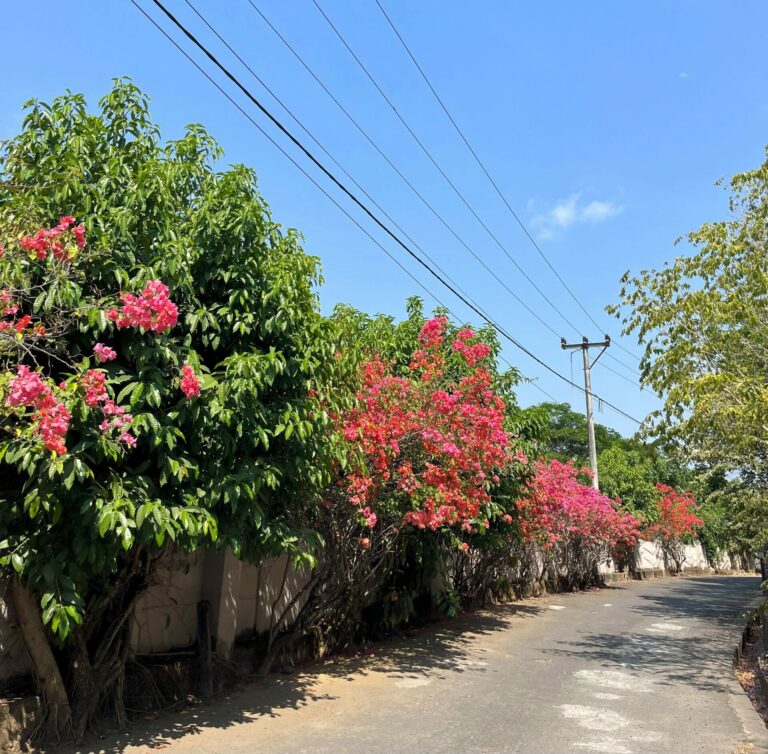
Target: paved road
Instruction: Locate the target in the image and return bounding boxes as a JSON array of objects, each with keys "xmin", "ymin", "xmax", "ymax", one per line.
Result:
[{"xmin": 74, "ymin": 575, "xmax": 765, "ymax": 754}]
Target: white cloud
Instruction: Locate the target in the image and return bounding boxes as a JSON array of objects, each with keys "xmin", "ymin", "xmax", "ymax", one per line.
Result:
[
  {"xmin": 530, "ymin": 192, "xmax": 623, "ymax": 240},
  {"xmin": 678, "ymin": 72, "xmax": 688, "ymax": 79},
  {"xmin": 581, "ymin": 199, "xmax": 620, "ymax": 222}
]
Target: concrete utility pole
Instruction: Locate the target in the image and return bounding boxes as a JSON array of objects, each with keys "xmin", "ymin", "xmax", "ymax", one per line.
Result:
[{"xmin": 560, "ymin": 335, "xmax": 611, "ymax": 490}]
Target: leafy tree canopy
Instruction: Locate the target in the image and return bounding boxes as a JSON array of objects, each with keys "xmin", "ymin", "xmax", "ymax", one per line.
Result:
[
  {"xmin": 532, "ymin": 401, "xmax": 623, "ymax": 465},
  {"xmin": 610, "ymin": 147, "xmax": 768, "ymax": 483},
  {"xmin": 0, "ymin": 80, "xmax": 342, "ymax": 735}
]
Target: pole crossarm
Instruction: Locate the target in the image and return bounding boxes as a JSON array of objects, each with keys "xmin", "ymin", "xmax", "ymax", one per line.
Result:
[{"xmin": 560, "ymin": 335, "xmax": 611, "ymax": 351}]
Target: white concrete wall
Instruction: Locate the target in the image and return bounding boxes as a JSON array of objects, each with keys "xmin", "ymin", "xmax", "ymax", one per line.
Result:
[
  {"xmin": 680, "ymin": 542, "xmax": 710, "ymax": 571},
  {"xmin": 635, "ymin": 540, "xmax": 665, "ymax": 572},
  {"xmin": 130, "ymin": 551, "xmax": 205, "ymax": 654},
  {"xmin": 237, "ymin": 555, "xmax": 311, "ymax": 635},
  {"xmin": 129, "ymin": 550, "xmax": 312, "ymax": 657}
]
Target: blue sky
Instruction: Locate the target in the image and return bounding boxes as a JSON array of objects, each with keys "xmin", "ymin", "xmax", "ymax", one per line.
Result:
[{"xmin": 3, "ymin": 1, "xmax": 768, "ymax": 436}]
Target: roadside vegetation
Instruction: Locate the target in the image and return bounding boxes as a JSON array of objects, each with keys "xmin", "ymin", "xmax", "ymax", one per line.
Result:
[{"xmin": 0, "ymin": 81, "xmax": 761, "ymax": 743}]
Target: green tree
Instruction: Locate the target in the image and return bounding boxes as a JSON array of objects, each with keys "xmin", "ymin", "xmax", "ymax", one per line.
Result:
[
  {"xmin": 534, "ymin": 401, "xmax": 623, "ymax": 465},
  {"xmin": 0, "ymin": 81, "xmax": 338, "ymax": 738},
  {"xmin": 597, "ymin": 444, "xmax": 659, "ymax": 518},
  {"xmin": 598, "ymin": 441, "xmax": 692, "ymax": 520},
  {"xmin": 610, "ymin": 147, "xmax": 768, "ymax": 483}
]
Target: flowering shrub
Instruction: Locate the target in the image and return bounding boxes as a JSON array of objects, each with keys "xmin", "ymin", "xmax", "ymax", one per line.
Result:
[
  {"xmin": 645, "ymin": 484, "xmax": 703, "ymax": 572},
  {"xmin": 517, "ymin": 459, "xmax": 641, "ymax": 581},
  {"xmin": 339, "ymin": 316, "xmax": 519, "ymax": 536},
  {"xmin": 0, "ymin": 79, "xmax": 340, "ymax": 739},
  {"xmin": 646, "ymin": 484, "xmax": 704, "ymax": 541}
]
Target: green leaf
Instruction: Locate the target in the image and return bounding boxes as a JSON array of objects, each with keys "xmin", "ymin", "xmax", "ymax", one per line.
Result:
[{"xmin": 11, "ymin": 553, "xmax": 24, "ymax": 574}]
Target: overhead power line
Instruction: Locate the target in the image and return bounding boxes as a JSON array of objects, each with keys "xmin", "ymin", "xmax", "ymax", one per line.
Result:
[
  {"xmin": 184, "ymin": 1, "xmax": 644, "ymax": 391},
  {"xmin": 318, "ymin": 0, "xmax": 642, "ymax": 375},
  {"xmin": 246, "ymin": 1, "xmax": 644, "ymax": 388},
  {"xmin": 310, "ymin": 0, "xmax": 585, "ymax": 340},
  {"xmin": 181, "ymin": 0, "xmax": 557, "ymax": 405},
  {"xmin": 180, "ymin": 0, "xmax": 476, "ymax": 308},
  {"xmin": 307, "ymin": 1, "xmax": 644, "ymax": 382},
  {"xmin": 131, "ymin": 0, "xmax": 643, "ymax": 425},
  {"xmin": 372, "ymin": 0, "xmax": 642, "ymax": 366},
  {"xmin": 244, "ymin": 0, "xmax": 563, "ymax": 339}
]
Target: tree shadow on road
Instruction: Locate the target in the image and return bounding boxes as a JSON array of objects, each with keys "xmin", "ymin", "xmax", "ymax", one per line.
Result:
[
  {"xmin": 631, "ymin": 575, "xmax": 760, "ymax": 626},
  {"xmin": 59, "ymin": 602, "xmax": 544, "ymax": 754},
  {"xmin": 540, "ymin": 575, "xmax": 760, "ymax": 695},
  {"xmin": 542, "ymin": 629, "xmax": 735, "ymax": 693}
]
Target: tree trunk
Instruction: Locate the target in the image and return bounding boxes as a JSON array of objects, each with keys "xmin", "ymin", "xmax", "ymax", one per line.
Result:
[
  {"xmin": 9, "ymin": 576, "xmax": 73, "ymax": 742},
  {"xmin": 65, "ymin": 548, "xmax": 152, "ymax": 740},
  {"xmin": 69, "ymin": 631, "xmax": 106, "ymax": 742}
]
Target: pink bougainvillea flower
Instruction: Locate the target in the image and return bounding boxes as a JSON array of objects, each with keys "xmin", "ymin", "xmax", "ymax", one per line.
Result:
[
  {"xmin": 517, "ymin": 458, "xmax": 641, "ymax": 553},
  {"xmin": 14, "ymin": 315, "xmax": 32, "ymax": 333},
  {"xmin": 19, "ymin": 219, "xmax": 83, "ymax": 262},
  {"xmin": 37, "ymin": 402, "xmax": 72, "ymax": 454},
  {"xmin": 111, "ymin": 280, "xmax": 178, "ymax": 333},
  {"xmin": 93, "ymin": 343, "xmax": 117, "ymax": 363},
  {"xmin": 338, "ymin": 317, "xmax": 514, "ymax": 535},
  {"xmin": 7, "ymin": 365, "xmax": 49, "ymax": 407},
  {"xmin": 6, "ymin": 366, "xmax": 70, "ymax": 453},
  {"xmin": 72, "ymin": 224, "xmax": 86, "ymax": 249},
  {"xmin": 645, "ymin": 484, "xmax": 703, "ymax": 542},
  {"xmin": 81, "ymin": 369, "xmax": 108, "ymax": 407},
  {"xmin": 179, "ymin": 363, "xmax": 201, "ymax": 398}
]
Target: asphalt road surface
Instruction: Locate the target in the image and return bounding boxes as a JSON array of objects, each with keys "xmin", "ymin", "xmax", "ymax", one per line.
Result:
[{"xmin": 72, "ymin": 575, "xmax": 766, "ymax": 754}]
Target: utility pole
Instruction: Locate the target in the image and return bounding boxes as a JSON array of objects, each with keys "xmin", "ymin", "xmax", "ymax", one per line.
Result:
[{"xmin": 560, "ymin": 335, "xmax": 611, "ymax": 490}]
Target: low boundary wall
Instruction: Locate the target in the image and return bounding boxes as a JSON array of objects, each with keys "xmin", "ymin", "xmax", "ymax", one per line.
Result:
[{"xmin": 0, "ymin": 540, "xmax": 755, "ymax": 687}]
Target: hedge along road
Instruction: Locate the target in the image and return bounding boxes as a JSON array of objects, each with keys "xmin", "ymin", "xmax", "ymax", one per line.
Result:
[{"xmin": 69, "ymin": 575, "xmax": 765, "ymax": 754}]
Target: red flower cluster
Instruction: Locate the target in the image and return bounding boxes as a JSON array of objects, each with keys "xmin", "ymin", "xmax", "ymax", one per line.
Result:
[
  {"xmin": 6, "ymin": 365, "xmax": 71, "ymax": 454},
  {"xmin": 517, "ymin": 459, "xmax": 641, "ymax": 552},
  {"xmin": 7, "ymin": 365, "xmax": 51, "ymax": 408},
  {"xmin": 0, "ymin": 290, "xmax": 45, "ymax": 337},
  {"xmin": 645, "ymin": 484, "xmax": 703, "ymax": 542},
  {"xmin": 452, "ymin": 328, "xmax": 492, "ymax": 366},
  {"xmin": 3, "ymin": 222, "xmax": 188, "ymax": 455},
  {"xmin": 20, "ymin": 216, "xmax": 85, "ymax": 261},
  {"xmin": 82, "ymin": 369, "xmax": 108, "ymax": 407},
  {"xmin": 6, "ymin": 362, "xmax": 137, "ymax": 453},
  {"xmin": 179, "ymin": 363, "xmax": 200, "ymax": 398},
  {"xmin": 107, "ymin": 280, "xmax": 178, "ymax": 333},
  {"xmin": 340, "ymin": 318, "xmax": 515, "ymax": 533},
  {"xmin": 357, "ymin": 506, "xmax": 377, "ymax": 528},
  {"xmin": 81, "ymin": 369, "xmax": 135, "ymax": 447}
]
